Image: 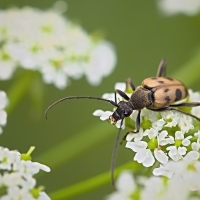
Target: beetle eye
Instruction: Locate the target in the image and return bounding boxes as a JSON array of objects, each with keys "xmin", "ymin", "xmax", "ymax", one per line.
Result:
[{"xmin": 124, "ymin": 109, "xmax": 132, "ymax": 117}]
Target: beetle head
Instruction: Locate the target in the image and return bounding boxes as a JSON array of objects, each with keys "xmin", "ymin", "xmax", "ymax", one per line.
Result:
[{"xmin": 109, "ymin": 101, "xmax": 133, "ymax": 125}]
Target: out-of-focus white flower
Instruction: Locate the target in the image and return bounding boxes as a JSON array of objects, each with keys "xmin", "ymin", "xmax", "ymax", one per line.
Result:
[
  {"xmin": 106, "ymin": 171, "xmax": 136, "ymax": 200},
  {"xmin": 0, "ymin": 90, "xmax": 8, "ymax": 134},
  {"xmin": 0, "ymin": 7, "xmax": 117, "ymax": 89},
  {"xmin": 157, "ymin": 0, "xmax": 200, "ymax": 16},
  {"xmin": 82, "ymin": 41, "xmax": 116, "ymax": 86},
  {"xmin": 0, "ymin": 146, "xmax": 50, "ymax": 199},
  {"xmin": 192, "ymin": 130, "xmax": 200, "ymax": 152},
  {"xmin": 153, "ymin": 151, "xmax": 200, "ymax": 191},
  {"xmin": 141, "ymin": 175, "xmax": 190, "ymax": 200},
  {"xmin": 52, "ymin": 0, "xmax": 68, "ymax": 14},
  {"xmin": 0, "ymin": 47, "xmax": 17, "ymax": 80}
]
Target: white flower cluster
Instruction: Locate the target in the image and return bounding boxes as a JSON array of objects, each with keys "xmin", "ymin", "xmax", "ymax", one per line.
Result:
[
  {"xmin": 106, "ymin": 168, "xmax": 200, "ymax": 200},
  {"xmin": 157, "ymin": 0, "xmax": 200, "ymax": 16},
  {"xmin": 94, "ymin": 82, "xmax": 200, "ymax": 192},
  {"xmin": 0, "ymin": 6, "xmax": 117, "ymax": 89},
  {"xmin": 0, "ymin": 146, "xmax": 50, "ymax": 200},
  {"xmin": 0, "ymin": 90, "xmax": 8, "ymax": 134}
]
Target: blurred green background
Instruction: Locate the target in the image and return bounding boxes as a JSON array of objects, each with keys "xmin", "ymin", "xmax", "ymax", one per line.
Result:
[{"xmin": 1, "ymin": 0, "xmax": 200, "ymax": 199}]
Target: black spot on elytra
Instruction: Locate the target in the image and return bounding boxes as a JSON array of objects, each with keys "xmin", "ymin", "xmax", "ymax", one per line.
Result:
[
  {"xmin": 158, "ymin": 81, "xmax": 164, "ymax": 84},
  {"xmin": 151, "ymin": 77, "xmax": 157, "ymax": 80},
  {"xmin": 165, "ymin": 77, "xmax": 174, "ymax": 81},
  {"xmin": 164, "ymin": 88, "xmax": 169, "ymax": 92},
  {"xmin": 165, "ymin": 96, "xmax": 170, "ymax": 102},
  {"xmin": 175, "ymin": 89, "xmax": 182, "ymax": 101}
]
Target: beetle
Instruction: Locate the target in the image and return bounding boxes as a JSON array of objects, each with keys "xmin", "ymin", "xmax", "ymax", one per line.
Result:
[{"xmin": 45, "ymin": 59, "xmax": 200, "ymax": 184}]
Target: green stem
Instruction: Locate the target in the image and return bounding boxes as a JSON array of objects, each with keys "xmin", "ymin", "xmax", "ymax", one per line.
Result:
[
  {"xmin": 49, "ymin": 161, "xmax": 141, "ymax": 200},
  {"xmin": 6, "ymin": 70, "xmax": 36, "ymax": 114},
  {"xmin": 27, "ymin": 146, "xmax": 35, "ymax": 156}
]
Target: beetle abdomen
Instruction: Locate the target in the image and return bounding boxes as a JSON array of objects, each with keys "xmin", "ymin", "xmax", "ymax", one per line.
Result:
[{"xmin": 143, "ymin": 77, "xmax": 188, "ymax": 109}]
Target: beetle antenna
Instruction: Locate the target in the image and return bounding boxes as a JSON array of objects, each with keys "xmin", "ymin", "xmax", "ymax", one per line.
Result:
[
  {"xmin": 111, "ymin": 118, "xmax": 124, "ymax": 185},
  {"xmin": 45, "ymin": 96, "xmax": 118, "ymax": 119}
]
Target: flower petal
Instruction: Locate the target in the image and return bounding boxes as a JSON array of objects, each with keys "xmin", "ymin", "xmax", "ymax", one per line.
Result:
[
  {"xmin": 126, "ymin": 141, "xmax": 147, "ymax": 152},
  {"xmin": 154, "ymin": 149, "xmax": 168, "ymax": 164}
]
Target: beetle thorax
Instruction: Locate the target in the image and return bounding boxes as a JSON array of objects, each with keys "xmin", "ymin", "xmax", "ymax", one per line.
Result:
[{"xmin": 129, "ymin": 87, "xmax": 153, "ymax": 110}]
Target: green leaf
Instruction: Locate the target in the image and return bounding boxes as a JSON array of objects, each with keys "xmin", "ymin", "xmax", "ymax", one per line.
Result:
[{"xmin": 6, "ymin": 70, "xmax": 36, "ymax": 114}]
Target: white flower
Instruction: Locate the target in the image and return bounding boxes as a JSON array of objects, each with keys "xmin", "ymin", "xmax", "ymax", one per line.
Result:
[
  {"xmin": 157, "ymin": 0, "xmax": 200, "ymax": 16},
  {"xmin": 0, "ymin": 146, "xmax": 51, "ymax": 199},
  {"xmin": 13, "ymin": 160, "xmax": 51, "ymax": 176},
  {"xmin": 38, "ymin": 192, "xmax": 51, "ymax": 200},
  {"xmin": 153, "ymin": 151, "xmax": 200, "ymax": 191},
  {"xmin": 93, "ymin": 109, "xmax": 125, "ymax": 129},
  {"xmin": 82, "ymin": 41, "xmax": 117, "ymax": 86},
  {"xmin": 140, "ymin": 109, "xmax": 158, "ymax": 123},
  {"xmin": 93, "ymin": 82, "xmax": 127, "ymax": 128},
  {"xmin": 126, "ymin": 127, "xmax": 169, "ymax": 167},
  {"xmin": 0, "ymin": 47, "xmax": 17, "ymax": 80},
  {"xmin": 162, "ymin": 111, "xmax": 180, "ymax": 128},
  {"xmin": 189, "ymin": 90, "xmax": 200, "ymax": 118},
  {"xmin": 162, "ymin": 111, "xmax": 194, "ymax": 133},
  {"xmin": 102, "ymin": 82, "xmax": 126, "ymax": 102},
  {"xmin": 166, "ymin": 131, "xmax": 192, "ymax": 161},
  {"xmin": 126, "ymin": 128, "xmax": 144, "ymax": 142},
  {"xmin": 141, "ymin": 175, "xmax": 190, "ymax": 200},
  {"xmin": 0, "ymin": 7, "xmax": 117, "ymax": 89},
  {"xmin": 158, "ymin": 130, "xmax": 169, "ymax": 146},
  {"xmin": 152, "ymin": 119, "xmax": 165, "ymax": 131},
  {"xmin": 144, "ymin": 128, "xmax": 158, "ymax": 139},
  {"xmin": 0, "ymin": 147, "xmax": 20, "ymax": 170},
  {"xmin": 106, "ymin": 171, "xmax": 135, "ymax": 200},
  {"xmin": 1, "ymin": 186, "xmax": 35, "ymax": 200},
  {"xmin": 191, "ymin": 130, "xmax": 200, "ymax": 151},
  {"xmin": 93, "ymin": 109, "xmax": 112, "ymax": 121},
  {"xmin": 0, "ymin": 91, "xmax": 8, "ymax": 134},
  {"xmin": 178, "ymin": 115, "xmax": 194, "ymax": 133},
  {"xmin": 154, "ymin": 148, "xmax": 169, "ymax": 164},
  {"xmin": 126, "ymin": 141, "xmax": 155, "ymax": 167}
]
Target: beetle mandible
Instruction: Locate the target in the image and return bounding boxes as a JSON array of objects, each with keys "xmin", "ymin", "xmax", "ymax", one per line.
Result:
[{"xmin": 45, "ymin": 59, "xmax": 200, "ymax": 184}]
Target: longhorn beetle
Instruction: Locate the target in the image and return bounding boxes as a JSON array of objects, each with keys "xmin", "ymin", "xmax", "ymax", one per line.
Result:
[{"xmin": 45, "ymin": 59, "xmax": 200, "ymax": 185}]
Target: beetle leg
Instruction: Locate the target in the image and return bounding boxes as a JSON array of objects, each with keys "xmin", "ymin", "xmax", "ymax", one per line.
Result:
[
  {"xmin": 170, "ymin": 102, "xmax": 200, "ymax": 107},
  {"xmin": 156, "ymin": 59, "xmax": 166, "ymax": 77},
  {"xmin": 115, "ymin": 89, "xmax": 130, "ymax": 101},
  {"xmin": 120, "ymin": 110, "xmax": 141, "ymax": 144},
  {"xmin": 148, "ymin": 107, "xmax": 200, "ymax": 121},
  {"xmin": 114, "ymin": 91, "xmax": 117, "ymax": 103},
  {"xmin": 135, "ymin": 110, "xmax": 141, "ymax": 132},
  {"xmin": 126, "ymin": 78, "xmax": 135, "ymax": 91}
]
